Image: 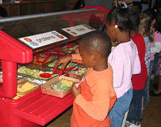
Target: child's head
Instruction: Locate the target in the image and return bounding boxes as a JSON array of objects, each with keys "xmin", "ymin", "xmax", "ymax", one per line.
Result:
[
  {"xmin": 154, "ymin": 12, "xmax": 161, "ymax": 33},
  {"xmin": 142, "ymin": 8, "xmax": 157, "ymax": 27},
  {"xmin": 138, "ymin": 13, "xmax": 151, "ymax": 39},
  {"xmin": 0, "ymin": 6, "xmax": 7, "ymax": 18},
  {"xmin": 106, "ymin": 3, "xmax": 133, "ymax": 43},
  {"xmin": 79, "ymin": 31, "xmax": 111, "ymax": 68},
  {"xmin": 155, "ymin": 1, "xmax": 161, "ymax": 12},
  {"xmin": 133, "ymin": 2, "xmax": 142, "ymax": 14},
  {"xmin": 141, "ymin": 8, "xmax": 157, "ymax": 41},
  {"xmin": 129, "ymin": 10, "xmax": 140, "ymax": 33}
]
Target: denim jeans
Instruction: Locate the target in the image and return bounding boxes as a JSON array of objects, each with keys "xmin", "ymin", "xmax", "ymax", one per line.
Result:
[
  {"xmin": 126, "ymin": 89, "xmax": 144, "ymax": 124},
  {"xmin": 151, "ymin": 53, "xmax": 159, "ymax": 75},
  {"xmin": 143, "ymin": 53, "xmax": 159, "ymax": 108},
  {"xmin": 109, "ymin": 87, "xmax": 133, "ymax": 127}
]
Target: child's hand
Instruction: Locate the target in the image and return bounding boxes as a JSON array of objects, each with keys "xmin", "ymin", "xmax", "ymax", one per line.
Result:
[
  {"xmin": 71, "ymin": 82, "xmax": 81, "ymax": 98},
  {"xmin": 55, "ymin": 55, "xmax": 72, "ymax": 69}
]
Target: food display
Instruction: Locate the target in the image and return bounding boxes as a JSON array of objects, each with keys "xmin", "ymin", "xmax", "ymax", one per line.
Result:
[
  {"xmin": 78, "ymin": 68, "xmax": 86, "ymax": 75},
  {"xmin": 69, "ymin": 66, "xmax": 87, "ymax": 79},
  {"xmin": 0, "ymin": 72, "xmax": 2, "ymax": 83},
  {"xmin": 32, "ymin": 57, "xmax": 53, "ymax": 65},
  {"xmin": 18, "ymin": 66, "xmax": 58, "ymax": 80},
  {"xmin": 48, "ymin": 60, "xmax": 77, "ymax": 68},
  {"xmin": 51, "ymin": 80, "xmax": 73, "ymax": 91},
  {"xmin": 12, "ymin": 80, "xmax": 38, "ymax": 100}
]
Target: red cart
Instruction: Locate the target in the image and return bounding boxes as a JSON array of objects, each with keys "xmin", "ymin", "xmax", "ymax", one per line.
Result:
[{"xmin": 0, "ymin": 7, "xmax": 109, "ymax": 127}]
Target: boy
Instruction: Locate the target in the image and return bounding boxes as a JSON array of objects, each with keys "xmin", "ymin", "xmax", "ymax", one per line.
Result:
[
  {"xmin": 133, "ymin": 2, "xmax": 142, "ymax": 14},
  {"xmin": 56, "ymin": 31, "xmax": 116, "ymax": 127}
]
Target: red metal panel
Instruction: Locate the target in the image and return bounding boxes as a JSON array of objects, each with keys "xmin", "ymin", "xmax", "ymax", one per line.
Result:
[
  {"xmin": 0, "ymin": 30, "xmax": 33, "ymax": 63},
  {"xmin": 14, "ymin": 88, "xmax": 74, "ymax": 126},
  {"xmin": 0, "ymin": 30, "xmax": 33, "ymax": 98},
  {"xmin": 0, "ymin": 95, "xmax": 38, "ymax": 127}
]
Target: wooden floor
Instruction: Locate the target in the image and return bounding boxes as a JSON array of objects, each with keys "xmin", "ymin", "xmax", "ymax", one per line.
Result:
[{"xmin": 44, "ymin": 77, "xmax": 161, "ymax": 127}]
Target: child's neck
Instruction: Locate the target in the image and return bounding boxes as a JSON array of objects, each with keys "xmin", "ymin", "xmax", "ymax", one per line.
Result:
[
  {"xmin": 118, "ymin": 31, "xmax": 131, "ymax": 44},
  {"xmin": 93, "ymin": 58, "xmax": 108, "ymax": 71},
  {"xmin": 130, "ymin": 30, "xmax": 137, "ymax": 38}
]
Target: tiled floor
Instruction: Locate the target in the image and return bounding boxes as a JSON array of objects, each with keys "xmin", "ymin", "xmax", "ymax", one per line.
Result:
[{"xmin": 43, "ymin": 77, "xmax": 161, "ymax": 127}]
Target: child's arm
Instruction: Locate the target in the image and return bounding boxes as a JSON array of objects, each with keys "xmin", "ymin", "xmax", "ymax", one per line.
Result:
[
  {"xmin": 56, "ymin": 54, "xmax": 83, "ymax": 68},
  {"xmin": 151, "ymin": 42, "xmax": 161, "ymax": 53},
  {"xmin": 110, "ymin": 56, "xmax": 124, "ymax": 88},
  {"xmin": 71, "ymin": 54, "xmax": 83, "ymax": 64},
  {"xmin": 75, "ymin": 79, "xmax": 115, "ymax": 121},
  {"xmin": 133, "ymin": 52, "xmax": 141, "ymax": 75}
]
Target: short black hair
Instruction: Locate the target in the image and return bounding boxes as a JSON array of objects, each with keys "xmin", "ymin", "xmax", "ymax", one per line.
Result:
[
  {"xmin": 133, "ymin": 2, "xmax": 142, "ymax": 12},
  {"xmin": 106, "ymin": 5, "xmax": 133, "ymax": 32},
  {"xmin": 0, "ymin": 6, "xmax": 7, "ymax": 17},
  {"xmin": 154, "ymin": 1, "xmax": 161, "ymax": 10},
  {"xmin": 142, "ymin": 8, "xmax": 157, "ymax": 22},
  {"xmin": 80, "ymin": 31, "xmax": 112, "ymax": 57},
  {"xmin": 128, "ymin": 9, "xmax": 140, "ymax": 32},
  {"xmin": 154, "ymin": 12, "xmax": 161, "ymax": 33}
]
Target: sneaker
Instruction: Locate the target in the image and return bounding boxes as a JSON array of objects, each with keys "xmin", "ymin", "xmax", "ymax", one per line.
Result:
[
  {"xmin": 151, "ymin": 74, "xmax": 155, "ymax": 80},
  {"xmin": 137, "ymin": 124, "xmax": 141, "ymax": 127},
  {"xmin": 125, "ymin": 121, "xmax": 135, "ymax": 127},
  {"xmin": 125, "ymin": 121, "xmax": 141, "ymax": 127}
]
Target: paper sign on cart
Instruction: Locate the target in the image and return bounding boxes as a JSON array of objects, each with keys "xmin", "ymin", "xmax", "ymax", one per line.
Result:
[
  {"xmin": 62, "ymin": 24, "xmax": 95, "ymax": 37},
  {"xmin": 18, "ymin": 31, "xmax": 68, "ymax": 49}
]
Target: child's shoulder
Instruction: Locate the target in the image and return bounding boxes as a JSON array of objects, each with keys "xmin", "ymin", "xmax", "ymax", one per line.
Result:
[
  {"xmin": 113, "ymin": 41, "xmax": 135, "ymax": 53},
  {"xmin": 132, "ymin": 33, "xmax": 144, "ymax": 42}
]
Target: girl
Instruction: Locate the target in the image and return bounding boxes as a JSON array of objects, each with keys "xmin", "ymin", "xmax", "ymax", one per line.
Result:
[
  {"xmin": 140, "ymin": 8, "xmax": 158, "ymax": 106},
  {"xmin": 125, "ymin": 11, "xmax": 148, "ymax": 127},
  {"xmin": 106, "ymin": 4, "xmax": 141, "ymax": 127},
  {"xmin": 149, "ymin": 12, "xmax": 161, "ymax": 96}
]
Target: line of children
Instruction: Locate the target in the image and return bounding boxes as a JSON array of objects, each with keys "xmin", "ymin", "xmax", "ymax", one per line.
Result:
[
  {"xmin": 125, "ymin": 7, "xmax": 161, "ymax": 127},
  {"xmin": 55, "ymin": 2, "xmax": 142, "ymax": 127},
  {"xmin": 149, "ymin": 11, "xmax": 161, "ymax": 96},
  {"xmin": 106, "ymin": 4, "xmax": 141, "ymax": 127},
  {"xmin": 141, "ymin": 8, "xmax": 157, "ymax": 107},
  {"xmin": 56, "ymin": 31, "xmax": 117, "ymax": 127},
  {"xmin": 125, "ymin": 10, "xmax": 148, "ymax": 127}
]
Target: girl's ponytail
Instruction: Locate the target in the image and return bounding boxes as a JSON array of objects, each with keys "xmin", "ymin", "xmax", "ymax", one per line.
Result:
[{"xmin": 106, "ymin": 2, "xmax": 134, "ymax": 32}]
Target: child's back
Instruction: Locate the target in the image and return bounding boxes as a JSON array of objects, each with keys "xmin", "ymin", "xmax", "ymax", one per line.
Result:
[
  {"xmin": 105, "ymin": 4, "xmax": 141, "ymax": 127},
  {"xmin": 56, "ymin": 31, "xmax": 116, "ymax": 127},
  {"xmin": 108, "ymin": 40, "xmax": 140, "ymax": 97},
  {"xmin": 71, "ymin": 66, "xmax": 116, "ymax": 127},
  {"xmin": 131, "ymin": 33, "xmax": 147, "ymax": 90},
  {"xmin": 144, "ymin": 36, "xmax": 151, "ymax": 75}
]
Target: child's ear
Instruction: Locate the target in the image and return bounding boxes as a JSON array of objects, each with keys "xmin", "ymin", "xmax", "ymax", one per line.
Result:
[
  {"xmin": 90, "ymin": 53, "xmax": 96, "ymax": 61},
  {"xmin": 90, "ymin": 52, "xmax": 101, "ymax": 62},
  {"xmin": 151, "ymin": 19, "xmax": 156, "ymax": 27}
]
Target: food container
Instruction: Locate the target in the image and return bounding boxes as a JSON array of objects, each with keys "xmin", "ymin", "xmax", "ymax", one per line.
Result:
[
  {"xmin": 41, "ymin": 75, "xmax": 80, "ymax": 98},
  {"xmin": 11, "ymin": 79, "xmax": 39, "ymax": 100},
  {"xmin": 69, "ymin": 64, "xmax": 86, "ymax": 79}
]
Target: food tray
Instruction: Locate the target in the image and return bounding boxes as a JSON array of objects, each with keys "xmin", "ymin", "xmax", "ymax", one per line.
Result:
[
  {"xmin": 46, "ymin": 59, "xmax": 78, "ymax": 70},
  {"xmin": 17, "ymin": 86, "xmax": 38, "ymax": 96},
  {"xmin": 41, "ymin": 75, "xmax": 80, "ymax": 98},
  {"xmin": 17, "ymin": 66, "xmax": 58, "ymax": 80}
]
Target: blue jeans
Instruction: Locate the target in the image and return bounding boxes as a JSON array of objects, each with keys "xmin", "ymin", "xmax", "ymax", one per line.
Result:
[
  {"xmin": 151, "ymin": 53, "xmax": 159, "ymax": 75},
  {"xmin": 109, "ymin": 87, "xmax": 133, "ymax": 127},
  {"xmin": 126, "ymin": 89, "xmax": 144, "ymax": 124},
  {"xmin": 143, "ymin": 53, "xmax": 159, "ymax": 108}
]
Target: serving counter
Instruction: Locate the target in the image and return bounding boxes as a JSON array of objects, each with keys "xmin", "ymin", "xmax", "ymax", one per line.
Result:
[{"xmin": 0, "ymin": 7, "xmax": 109, "ymax": 127}]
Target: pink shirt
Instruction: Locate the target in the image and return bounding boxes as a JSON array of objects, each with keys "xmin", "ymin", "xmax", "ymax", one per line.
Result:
[
  {"xmin": 108, "ymin": 40, "xmax": 141, "ymax": 98},
  {"xmin": 151, "ymin": 32, "xmax": 161, "ymax": 60}
]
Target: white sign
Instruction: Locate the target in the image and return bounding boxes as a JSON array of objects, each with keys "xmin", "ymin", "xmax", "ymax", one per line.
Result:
[
  {"xmin": 18, "ymin": 31, "xmax": 68, "ymax": 49},
  {"xmin": 62, "ymin": 24, "xmax": 95, "ymax": 37}
]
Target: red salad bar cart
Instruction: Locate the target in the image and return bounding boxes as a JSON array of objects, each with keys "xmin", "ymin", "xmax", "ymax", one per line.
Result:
[{"xmin": 0, "ymin": 7, "xmax": 109, "ymax": 127}]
